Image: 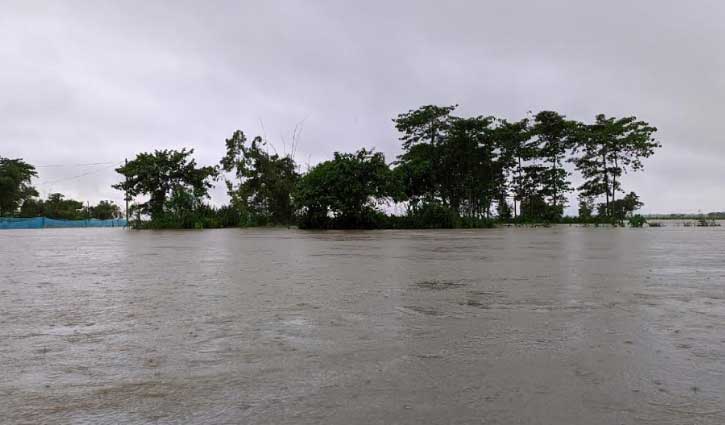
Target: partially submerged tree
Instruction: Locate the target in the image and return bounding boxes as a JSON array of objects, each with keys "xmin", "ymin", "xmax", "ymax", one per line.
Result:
[
  {"xmin": 0, "ymin": 157, "xmax": 38, "ymax": 216},
  {"xmin": 394, "ymin": 106, "xmax": 504, "ymax": 219},
  {"xmin": 611, "ymin": 191, "xmax": 644, "ymax": 221},
  {"xmin": 492, "ymin": 118, "xmax": 532, "ymax": 218},
  {"xmin": 89, "ymin": 200, "xmax": 122, "ymax": 220},
  {"xmin": 530, "ymin": 111, "xmax": 576, "ymax": 218},
  {"xmin": 20, "ymin": 193, "xmax": 84, "ymax": 220},
  {"xmin": 220, "ymin": 130, "xmax": 298, "ymax": 226},
  {"xmin": 113, "ymin": 149, "xmax": 217, "ymax": 225},
  {"xmin": 577, "ymin": 196, "xmax": 595, "ymax": 222},
  {"xmin": 572, "ymin": 114, "xmax": 659, "ymax": 219},
  {"xmin": 294, "ymin": 149, "xmax": 396, "ymax": 228}
]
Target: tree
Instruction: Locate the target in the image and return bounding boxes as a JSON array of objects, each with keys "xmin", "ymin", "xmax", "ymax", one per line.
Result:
[
  {"xmin": 393, "ymin": 105, "xmax": 457, "ymax": 210},
  {"xmin": 394, "ymin": 105, "xmax": 457, "ymax": 149},
  {"xmin": 442, "ymin": 115, "xmax": 498, "ymax": 217},
  {"xmin": 393, "ymin": 141, "xmax": 438, "ymax": 207},
  {"xmin": 19, "ymin": 193, "xmax": 84, "ymax": 220},
  {"xmin": 113, "ymin": 149, "xmax": 217, "ymax": 224},
  {"xmin": 0, "ymin": 157, "xmax": 38, "ymax": 216},
  {"xmin": 394, "ymin": 106, "xmax": 503, "ymax": 218},
  {"xmin": 89, "ymin": 200, "xmax": 122, "ymax": 220},
  {"xmin": 611, "ymin": 191, "xmax": 644, "ymax": 221},
  {"xmin": 44, "ymin": 193, "xmax": 84, "ymax": 219},
  {"xmin": 220, "ymin": 130, "xmax": 299, "ymax": 225},
  {"xmin": 491, "ymin": 118, "xmax": 532, "ymax": 218},
  {"xmin": 294, "ymin": 149, "xmax": 396, "ymax": 228},
  {"xmin": 530, "ymin": 111, "xmax": 576, "ymax": 217},
  {"xmin": 578, "ymin": 196, "xmax": 595, "ymax": 222},
  {"xmin": 573, "ymin": 114, "xmax": 659, "ymax": 219}
]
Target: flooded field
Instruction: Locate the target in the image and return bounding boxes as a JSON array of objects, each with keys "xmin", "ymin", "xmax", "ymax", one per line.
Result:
[{"xmin": 1, "ymin": 227, "xmax": 724, "ymax": 424}]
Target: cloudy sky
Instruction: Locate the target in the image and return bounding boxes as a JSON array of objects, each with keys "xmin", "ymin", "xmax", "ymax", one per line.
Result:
[{"xmin": 2, "ymin": 0, "xmax": 723, "ymax": 214}]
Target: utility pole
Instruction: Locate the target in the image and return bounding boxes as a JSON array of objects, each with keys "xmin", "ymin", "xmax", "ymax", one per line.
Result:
[{"xmin": 125, "ymin": 158, "xmax": 129, "ymax": 229}]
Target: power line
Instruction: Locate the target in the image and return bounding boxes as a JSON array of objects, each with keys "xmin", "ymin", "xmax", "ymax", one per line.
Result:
[
  {"xmin": 39, "ymin": 161, "xmax": 123, "ymax": 185},
  {"xmin": 35, "ymin": 161, "xmax": 119, "ymax": 168}
]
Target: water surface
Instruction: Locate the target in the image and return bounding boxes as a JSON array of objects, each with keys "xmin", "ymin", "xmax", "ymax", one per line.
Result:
[{"xmin": 1, "ymin": 227, "xmax": 724, "ymax": 424}]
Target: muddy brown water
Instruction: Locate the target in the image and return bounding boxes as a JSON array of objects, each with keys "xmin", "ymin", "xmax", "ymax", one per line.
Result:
[{"xmin": 1, "ymin": 227, "xmax": 724, "ymax": 424}]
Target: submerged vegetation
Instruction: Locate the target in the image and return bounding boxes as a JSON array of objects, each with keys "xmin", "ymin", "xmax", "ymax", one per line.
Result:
[{"xmin": 2, "ymin": 105, "xmax": 669, "ymax": 229}]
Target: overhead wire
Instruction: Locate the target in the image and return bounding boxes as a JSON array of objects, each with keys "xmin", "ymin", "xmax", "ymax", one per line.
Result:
[
  {"xmin": 38, "ymin": 161, "xmax": 124, "ymax": 186},
  {"xmin": 34, "ymin": 161, "xmax": 119, "ymax": 168}
]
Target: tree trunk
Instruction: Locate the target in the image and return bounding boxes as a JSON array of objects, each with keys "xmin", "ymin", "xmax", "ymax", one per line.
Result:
[
  {"xmin": 612, "ymin": 155, "xmax": 618, "ymax": 206},
  {"xmin": 602, "ymin": 153, "xmax": 609, "ymax": 218},
  {"xmin": 552, "ymin": 155, "xmax": 558, "ymax": 209}
]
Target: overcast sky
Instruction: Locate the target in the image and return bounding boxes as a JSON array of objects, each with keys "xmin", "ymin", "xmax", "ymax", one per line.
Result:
[{"xmin": 2, "ymin": 0, "xmax": 724, "ymax": 213}]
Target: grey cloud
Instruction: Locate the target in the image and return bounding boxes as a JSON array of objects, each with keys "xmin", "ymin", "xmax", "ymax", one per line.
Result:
[{"xmin": 2, "ymin": 0, "xmax": 723, "ymax": 213}]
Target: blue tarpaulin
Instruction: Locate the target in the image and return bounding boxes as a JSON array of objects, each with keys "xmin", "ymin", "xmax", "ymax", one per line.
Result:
[{"xmin": 0, "ymin": 217, "xmax": 128, "ymax": 229}]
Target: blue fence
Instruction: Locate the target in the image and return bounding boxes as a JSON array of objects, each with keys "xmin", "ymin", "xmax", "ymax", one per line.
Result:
[{"xmin": 0, "ymin": 217, "xmax": 128, "ymax": 229}]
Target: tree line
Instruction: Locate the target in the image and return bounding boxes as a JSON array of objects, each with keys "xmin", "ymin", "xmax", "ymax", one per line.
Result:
[
  {"xmin": 1, "ymin": 105, "xmax": 660, "ymax": 228},
  {"xmin": 113, "ymin": 105, "xmax": 659, "ymax": 229},
  {"xmin": 0, "ymin": 157, "xmax": 122, "ymax": 220}
]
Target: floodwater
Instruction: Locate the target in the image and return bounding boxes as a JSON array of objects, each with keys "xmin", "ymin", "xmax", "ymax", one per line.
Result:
[{"xmin": 1, "ymin": 227, "xmax": 724, "ymax": 425}]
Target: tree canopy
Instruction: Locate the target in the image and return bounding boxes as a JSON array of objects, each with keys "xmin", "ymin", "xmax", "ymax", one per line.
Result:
[
  {"xmin": 113, "ymin": 149, "xmax": 217, "ymax": 227},
  {"xmin": 220, "ymin": 130, "xmax": 298, "ymax": 225},
  {"xmin": 572, "ymin": 114, "xmax": 659, "ymax": 219},
  {"xmin": 0, "ymin": 157, "xmax": 38, "ymax": 216},
  {"xmin": 295, "ymin": 149, "xmax": 396, "ymax": 229}
]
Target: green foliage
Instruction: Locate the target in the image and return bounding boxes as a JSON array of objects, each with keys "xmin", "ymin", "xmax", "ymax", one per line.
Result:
[
  {"xmin": 394, "ymin": 106, "xmax": 504, "ymax": 219},
  {"xmin": 113, "ymin": 149, "xmax": 217, "ymax": 227},
  {"xmin": 518, "ymin": 194, "xmax": 563, "ymax": 223},
  {"xmin": 393, "ymin": 202, "xmax": 460, "ymax": 229},
  {"xmin": 497, "ymin": 194, "xmax": 513, "ymax": 221},
  {"xmin": 0, "ymin": 157, "xmax": 38, "ymax": 216},
  {"xmin": 629, "ymin": 214, "xmax": 647, "ymax": 228},
  {"xmin": 494, "ymin": 118, "xmax": 534, "ymax": 218},
  {"xmin": 391, "ymin": 107, "xmax": 586, "ymax": 224},
  {"xmin": 18, "ymin": 194, "xmax": 124, "ymax": 221},
  {"xmin": 394, "ymin": 105, "xmax": 457, "ymax": 149},
  {"xmin": 572, "ymin": 114, "xmax": 659, "ymax": 219},
  {"xmin": 287, "ymin": 105, "xmax": 660, "ymax": 229},
  {"xmin": 5, "ymin": 105, "xmax": 662, "ymax": 230},
  {"xmin": 89, "ymin": 200, "xmax": 122, "ymax": 220},
  {"xmin": 529, "ymin": 111, "xmax": 577, "ymax": 217},
  {"xmin": 220, "ymin": 130, "xmax": 298, "ymax": 226},
  {"xmin": 128, "ymin": 203, "xmax": 241, "ymax": 229},
  {"xmin": 295, "ymin": 149, "xmax": 396, "ymax": 229},
  {"xmin": 19, "ymin": 193, "xmax": 83, "ymax": 220},
  {"xmin": 611, "ymin": 191, "xmax": 644, "ymax": 222},
  {"xmin": 577, "ymin": 197, "xmax": 595, "ymax": 222}
]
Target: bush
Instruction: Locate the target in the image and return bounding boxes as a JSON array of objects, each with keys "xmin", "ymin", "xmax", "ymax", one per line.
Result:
[
  {"xmin": 628, "ymin": 214, "xmax": 647, "ymax": 228},
  {"xmin": 382, "ymin": 203, "xmax": 495, "ymax": 229}
]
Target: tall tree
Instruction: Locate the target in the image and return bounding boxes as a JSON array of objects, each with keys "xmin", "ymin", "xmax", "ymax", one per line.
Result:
[
  {"xmin": 492, "ymin": 118, "xmax": 532, "ymax": 218},
  {"xmin": 113, "ymin": 149, "xmax": 217, "ymax": 222},
  {"xmin": 393, "ymin": 105, "xmax": 457, "ymax": 209},
  {"xmin": 0, "ymin": 157, "xmax": 38, "ymax": 216},
  {"xmin": 220, "ymin": 130, "xmax": 299, "ymax": 225},
  {"xmin": 394, "ymin": 105, "xmax": 457, "ymax": 149},
  {"xmin": 572, "ymin": 114, "xmax": 659, "ymax": 218},
  {"xmin": 530, "ymin": 111, "xmax": 576, "ymax": 217},
  {"xmin": 443, "ymin": 115, "xmax": 497, "ymax": 217}
]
